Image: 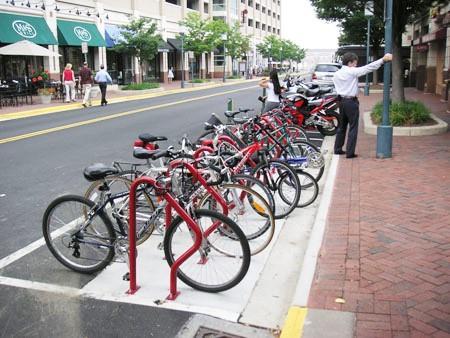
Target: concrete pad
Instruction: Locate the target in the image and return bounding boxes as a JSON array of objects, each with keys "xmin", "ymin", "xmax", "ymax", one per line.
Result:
[{"xmin": 303, "ymin": 309, "xmax": 355, "ymax": 338}]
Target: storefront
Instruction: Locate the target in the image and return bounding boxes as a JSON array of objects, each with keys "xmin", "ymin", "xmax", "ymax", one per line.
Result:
[
  {"xmin": 104, "ymin": 24, "xmax": 134, "ymax": 85},
  {"xmin": 0, "ymin": 12, "xmax": 57, "ymax": 81},
  {"xmin": 57, "ymin": 19, "xmax": 106, "ymax": 78}
]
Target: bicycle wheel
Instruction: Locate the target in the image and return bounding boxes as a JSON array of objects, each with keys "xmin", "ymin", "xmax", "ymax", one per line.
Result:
[
  {"xmin": 42, "ymin": 195, "xmax": 116, "ymax": 274},
  {"xmin": 286, "ymin": 125, "xmax": 309, "ymax": 142},
  {"xmin": 198, "ymin": 183, "xmax": 275, "ymax": 255},
  {"xmin": 84, "ymin": 174, "xmax": 156, "ymax": 245},
  {"xmin": 231, "ymin": 174, "xmax": 276, "ymax": 218},
  {"xmin": 288, "ymin": 140, "xmax": 325, "ymax": 183},
  {"xmin": 164, "ymin": 209, "xmax": 250, "ymax": 293},
  {"xmin": 281, "ymin": 170, "xmax": 319, "ymax": 208},
  {"xmin": 251, "ymin": 160, "xmax": 301, "ymax": 219}
]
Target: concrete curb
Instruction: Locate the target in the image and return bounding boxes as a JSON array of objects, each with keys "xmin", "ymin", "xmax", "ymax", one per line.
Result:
[
  {"xmin": 363, "ymin": 111, "xmax": 448, "ymax": 136},
  {"xmin": 116, "ymin": 87, "xmax": 165, "ymax": 95}
]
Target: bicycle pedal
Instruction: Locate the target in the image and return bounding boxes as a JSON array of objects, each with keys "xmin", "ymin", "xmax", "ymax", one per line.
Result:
[{"xmin": 122, "ymin": 272, "xmax": 130, "ymax": 281}]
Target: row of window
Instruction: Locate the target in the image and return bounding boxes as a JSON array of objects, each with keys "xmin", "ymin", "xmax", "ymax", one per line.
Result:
[
  {"xmin": 247, "ymin": 19, "xmax": 280, "ymax": 34},
  {"xmin": 166, "ymin": 0, "xmax": 210, "ymax": 12},
  {"xmin": 242, "ymin": 0, "xmax": 281, "ymax": 8}
]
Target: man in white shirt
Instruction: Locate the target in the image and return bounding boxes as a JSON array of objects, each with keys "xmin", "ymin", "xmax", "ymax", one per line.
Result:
[{"xmin": 333, "ymin": 52, "xmax": 393, "ymax": 158}]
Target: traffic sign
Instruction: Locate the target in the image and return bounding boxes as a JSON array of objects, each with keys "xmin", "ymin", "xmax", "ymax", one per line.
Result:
[{"xmin": 81, "ymin": 42, "xmax": 88, "ymax": 54}]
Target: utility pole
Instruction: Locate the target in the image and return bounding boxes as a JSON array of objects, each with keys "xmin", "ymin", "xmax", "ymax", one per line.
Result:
[
  {"xmin": 376, "ymin": 0, "xmax": 393, "ymax": 158},
  {"xmin": 364, "ymin": 1, "xmax": 374, "ymax": 96}
]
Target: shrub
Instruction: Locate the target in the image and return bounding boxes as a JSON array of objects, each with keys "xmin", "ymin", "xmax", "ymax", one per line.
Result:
[
  {"xmin": 227, "ymin": 75, "xmax": 242, "ymax": 79},
  {"xmin": 371, "ymin": 101, "xmax": 431, "ymax": 126},
  {"xmin": 190, "ymin": 78, "xmax": 210, "ymax": 83},
  {"xmin": 122, "ymin": 82, "xmax": 160, "ymax": 90}
]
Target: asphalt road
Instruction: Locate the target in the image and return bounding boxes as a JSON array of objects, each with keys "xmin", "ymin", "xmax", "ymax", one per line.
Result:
[{"xmin": 0, "ymin": 82, "xmax": 262, "ymax": 260}]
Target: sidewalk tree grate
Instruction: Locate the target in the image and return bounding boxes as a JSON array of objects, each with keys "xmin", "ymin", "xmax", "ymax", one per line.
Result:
[{"xmin": 194, "ymin": 326, "xmax": 246, "ymax": 338}]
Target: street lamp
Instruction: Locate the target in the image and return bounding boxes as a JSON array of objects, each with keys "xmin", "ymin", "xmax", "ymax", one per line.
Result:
[
  {"xmin": 364, "ymin": 1, "xmax": 374, "ymax": 96},
  {"xmin": 221, "ymin": 33, "xmax": 227, "ymax": 83},
  {"xmin": 180, "ymin": 32, "xmax": 185, "ymax": 89},
  {"xmin": 376, "ymin": 0, "xmax": 393, "ymax": 158}
]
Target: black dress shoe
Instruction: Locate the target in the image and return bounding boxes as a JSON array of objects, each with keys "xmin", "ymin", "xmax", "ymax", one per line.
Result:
[
  {"xmin": 346, "ymin": 154, "xmax": 358, "ymax": 159},
  {"xmin": 334, "ymin": 150, "xmax": 346, "ymax": 155}
]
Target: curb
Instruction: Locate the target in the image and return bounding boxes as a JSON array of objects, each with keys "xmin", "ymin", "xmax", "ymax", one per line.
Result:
[
  {"xmin": 279, "ymin": 135, "xmax": 340, "ymax": 337},
  {"xmin": 0, "ymin": 79, "xmax": 258, "ymax": 122},
  {"xmin": 363, "ymin": 111, "xmax": 448, "ymax": 136}
]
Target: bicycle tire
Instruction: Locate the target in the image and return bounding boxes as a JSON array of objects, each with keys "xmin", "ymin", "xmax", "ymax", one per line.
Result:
[
  {"xmin": 281, "ymin": 170, "xmax": 319, "ymax": 208},
  {"xmin": 164, "ymin": 209, "xmax": 251, "ymax": 293},
  {"xmin": 42, "ymin": 194, "xmax": 116, "ymax": 274},
  {"xmin": 197, "ymin": 183, "xmax": 275, "ymax": 255},
  {"xmin": 289, "ymin": 140, "xmax": 325, "ymax": 183},
  {"xmin": 84, "ymin": 174, "xmax": 156, "ymax": 245},
  {"xmin": 251, "ymin": 159, "xmax": 301, "ymax": 219}
]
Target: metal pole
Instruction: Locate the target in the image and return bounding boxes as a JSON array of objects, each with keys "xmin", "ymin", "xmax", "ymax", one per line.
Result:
[
  {"xmin": 223, "ymin": 41, "xmax": 226, "ymax": 83},
  {"xmin": 364, "ymin": 17, "xmax": 371, "ymax": 96},
  {"xmin": 376, "ymin": 0, "xmax": 393, "ymax": 158},
  {"xmin": 181, "ymin": 35, "xmax": 185, "ymax": 89}
]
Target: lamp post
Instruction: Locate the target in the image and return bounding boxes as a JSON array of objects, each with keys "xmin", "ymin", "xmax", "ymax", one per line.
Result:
[
  {"xmin": 376, "ymin": 0, "xmax": 393, "ymax": 158},
  {"xmin": 364, "ymin": 1, "xmax": 374, "ymax": 96},
  {"xmin": 180, "ymin": 32, "xmax": 185, "ymax": 89},
  {"xmin": 222, "ymin": 33, "xmax": 227, "ymax": 83}
]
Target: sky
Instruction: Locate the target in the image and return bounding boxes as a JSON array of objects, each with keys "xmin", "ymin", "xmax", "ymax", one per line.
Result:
[{"xmin": 281, "ymin": 0, "xmax": 340, "ymax": 50}]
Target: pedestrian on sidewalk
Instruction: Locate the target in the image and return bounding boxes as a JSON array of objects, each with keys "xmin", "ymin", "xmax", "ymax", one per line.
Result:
[
  {"xmin": 168, "ymin": 67, "xmax": 174, "ymax": 83},
  {"xmin": 63, "ymin": 63, "xmax": 76, "ymax": 103},
  {"xmin": 79, "ymin": 62, "xmax": 93, "ymax": 108},
  {"xmin": 333, "ymin": 52, "xmax": 393, "ymax": 158},
  {"xmin": 259, "ymin": 69, "xmax": 282, "ymax": 113},
  {"xmin": 95, "ymin": 65, "xmax": 113, "ymax": 106}
]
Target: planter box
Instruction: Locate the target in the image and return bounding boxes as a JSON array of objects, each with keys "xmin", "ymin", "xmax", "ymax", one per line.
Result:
[
  {"xmin": 363, "ymin": 111, "xmax": 448, "ymax": 136},
  {"xmin": 39, "ymin": 95, "xmax": 52, "ymax": 104}
]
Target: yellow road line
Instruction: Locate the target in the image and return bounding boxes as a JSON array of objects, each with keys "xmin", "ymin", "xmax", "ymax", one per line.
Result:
[
  {"xmin": 0, "ymin": 80, "xmax": 258, "ymax": 122},
  {"xmin": 280, "ymin": 307, "xmax": 308, "ymax": 338},
  {"xmin": 0, "ymin": 85, "xmax": 258, "ymax": 145}
]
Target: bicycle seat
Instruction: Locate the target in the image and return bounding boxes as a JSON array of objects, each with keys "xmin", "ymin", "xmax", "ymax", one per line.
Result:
[
  {"xmin": 239, "ymin": 108, "xmax": 254, "ymax": 113},
  {"xmin": 83, "ymin": 163, "xmax": 119, "ymax": 181},
  {"xmin": 138, "ymin": 133, "xmax": 168, "ymax": 143},
  {"xmin": 133, "ymin": 148, "xmax": 159, "ymax": 160},
  {"xmin": 224, "ymin": 111, "xmax": 240, "ymax": 118}
]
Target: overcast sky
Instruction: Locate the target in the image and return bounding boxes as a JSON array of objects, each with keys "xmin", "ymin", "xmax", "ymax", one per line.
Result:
[{"xmin": 281, "ymin": 0, "xmax": 340, "ymax": 50}]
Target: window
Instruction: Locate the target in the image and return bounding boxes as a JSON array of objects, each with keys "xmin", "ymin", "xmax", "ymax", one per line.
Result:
[
  {"xmin": 204, "ymin": 2, "xmax": 209, "ymax": 12},
  {"xmin": 213, "ymin": 0, "xmax": 225, "ymax": 11},
  {"xmin": 262, "ymin": 23, "xmax": 266, "ymax": 31},
  {"xmin": 241, "ymin": 0, "xmax": 245, "ymax": 3},
  {"xmin": 273, "ymin": 12, "xmax": 276, "ymax": 18},
  {"xmin": 315, "ymin": 64, "xmax": 341, "ymax": 72},
  {"xmin": 255, "ymin": 21, "xmax": 260, "ymax": 29},
  {"xmin": 268, "ymin": 9, "xmax": 271, "ymax": 16},
  {"xmin": 166, "ymin": 0, "xmax": 180, "ymax": 4},
  {"xmin": 262, "ymin": 6, "xmax": 265, "ymax": 13},
  {"xmin": 277, "ymin": 29, "xmax": 280, "ymax": 35},
  {"xmin": 273, "ymin": 27, "xmax": 276, "ymax": 33},
  {"xmin": 248, "ymin": 0, "xmax": 253, "ymax": 7},
  {"xmin": 187, "ymin": 0, "xmax": 199, "ymax": 10},
  {"xmin": 248, "ymin": 18, "xmax": 253, "ymax": 27},
  {"xmin": 277, "ymin": 14, "xmax": 280, "ymax": 20},
  {"xmin": 255, "ymin": 3, "xmax": 260, "ymax": 10},
  {"xmin": 268, "ymin": 25, "xmax": 271, "ymax": 32}
]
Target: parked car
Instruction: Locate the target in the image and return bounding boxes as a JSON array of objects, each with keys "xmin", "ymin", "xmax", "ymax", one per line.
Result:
[{"xmin": 311, "ymin": 63, "xmax": 341, "ymax": 86}]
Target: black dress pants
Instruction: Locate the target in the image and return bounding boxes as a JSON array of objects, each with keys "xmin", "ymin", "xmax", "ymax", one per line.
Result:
[
  {"xmin": 99, "ymin": 83, "xmax": 107, "ymax": 104},
  {"xmin": 334, "ymin": 98, "xmax": 359, "ymax": 156}
]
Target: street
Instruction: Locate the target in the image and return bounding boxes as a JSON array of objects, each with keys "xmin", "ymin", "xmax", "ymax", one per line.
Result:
[{"xmin": 0, "ymin": 82, "xmax": 326, "ymax": 337}]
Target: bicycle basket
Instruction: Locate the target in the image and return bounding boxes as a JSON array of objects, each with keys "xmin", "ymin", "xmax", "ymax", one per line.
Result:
[{"xmin": 206, "ymin": 114, "xmax": 224, "ymax": 127}]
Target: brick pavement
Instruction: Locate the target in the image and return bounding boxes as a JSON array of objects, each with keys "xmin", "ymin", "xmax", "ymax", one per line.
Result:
[{"xmin": 307, "ymin": 88, "xmax": 450, "ymax": 338}]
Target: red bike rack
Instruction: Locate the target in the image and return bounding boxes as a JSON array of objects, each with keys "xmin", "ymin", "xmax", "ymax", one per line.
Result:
[{"xmin": 127, "ymin": 176, "xmax": 206, "ymax": 300}]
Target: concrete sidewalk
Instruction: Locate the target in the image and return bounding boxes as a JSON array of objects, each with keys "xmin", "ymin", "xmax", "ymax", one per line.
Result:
[{"xmin": 304, "ymin": 88, "xmax": 450, "ymax": 337}]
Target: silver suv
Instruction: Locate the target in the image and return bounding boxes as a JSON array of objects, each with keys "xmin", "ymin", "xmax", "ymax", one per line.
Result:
[{"xmin": 312, "ymin": 63, "xmax": 341, "ymax": 86}]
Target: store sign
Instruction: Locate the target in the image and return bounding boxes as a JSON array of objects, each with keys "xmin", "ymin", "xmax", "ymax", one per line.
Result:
[
  {"xmin": 158, "ymin": 48, "xmax": 169, "ymax": 53},
  {"xmin": 12, "ymin": 20, "xmax": 37, "ymax": 39},
  {"xmin": 416, "ymin": 44, "xmax": 429, "ymax": 52},
  {"xmin": 74, "ymin": 26, "xmax": 92, "ymax": 42}
]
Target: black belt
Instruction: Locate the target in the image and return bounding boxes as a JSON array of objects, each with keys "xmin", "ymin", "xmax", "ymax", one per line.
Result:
[{"xmin": 338, "ymin": 95, "xmax": 358, "ymax": 101}]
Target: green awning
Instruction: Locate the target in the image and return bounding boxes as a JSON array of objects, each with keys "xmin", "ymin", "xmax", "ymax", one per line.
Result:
[
  {"xmin": 0, "ymin": 12, "xmax": 57, "ymax": 45},
  {"xmin": 57, "ymin": 19, "xmax": 105, "ymax": 47}
]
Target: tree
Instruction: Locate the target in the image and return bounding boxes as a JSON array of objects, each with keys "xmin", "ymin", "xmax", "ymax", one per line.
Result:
[
  {"xmin": 114, "ymin": 18, "xmax": 162, "ymax": 83},
  {"xmin": 309, "ymin": 0, "xmax": 447, "ymax": 102},
  {"xmin": 226, "ymin": 22, "xmax": 251, "ymax": 75},
  {"xmin": 257, "ymin": 35, "xmax": 283, "ymax": 68},
  {"xmin": 179, "ymin": 12, "xmax": 228, "ymax": 78}
]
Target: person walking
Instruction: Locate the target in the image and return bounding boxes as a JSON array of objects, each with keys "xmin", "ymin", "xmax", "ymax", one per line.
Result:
[
  {"xmin": 62, "ymin": 63, "xmax": 76, "ymax": 103},
  {"xmin": 79, "ymin": 61, "xmax": 93, "ymax": 108},
  {"xmin": 95, "ymin": 65, "xmax": 113, "ymax": 106},
  {"xmin": 259, "ymin": 69, "xmax": 282, "ymax": 113},
  {"xmin": 168, "ymin": 67, "xmax": 174, "ymax": 83},
  {"xmin": 333, "ymin": 52, "xmax": 393, "ymax": 158}
]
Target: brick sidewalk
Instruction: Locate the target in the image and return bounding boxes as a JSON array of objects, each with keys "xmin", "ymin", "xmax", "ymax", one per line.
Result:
[{"xmin": 307, "ymin": 89, "xmax": 450, "ymax": 337}]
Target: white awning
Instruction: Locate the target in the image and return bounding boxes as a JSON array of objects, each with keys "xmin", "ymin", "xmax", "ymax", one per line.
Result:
[{"xmin": 0, "ymin": 40, "xmax": 60, "ymax": 57}]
